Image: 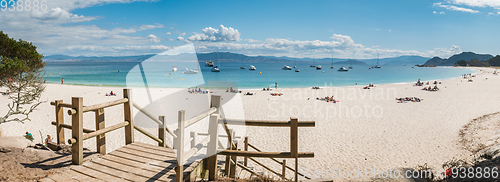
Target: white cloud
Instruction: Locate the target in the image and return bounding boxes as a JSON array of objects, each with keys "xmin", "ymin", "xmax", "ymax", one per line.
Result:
[
  {"xmin": 179, "ymin": 32, "xmax": 186, "ymax": 36},
  {"xmin": 449, "ymin": 0, "xmax": 500, "ymax": 9},
  {"xmin": 187, "ymin": 25, "xmax": 241, "ymax": 42},
  {"xmin": 440, "ymin": 11, "xmax": 446, "ymax": 14},
  {"xmin": 433, "ymin": 11, "xmax": 437, "ymax": 13},
  {"xmin": 177, "ymin": 36, "xmax": 185, "ymax": 41},
  {"xmin": 433, "ymin": 2, "xmax": 479, "ymax": 13},
  {"xmin": 498, "ymin": 12, "xmax": 500, "ymax": 14},
  {"xmin": 30, "ymin": 8, "xmax": 97, "ymax": 23},
  {"xmin": 147, "ymin": 34, "xmax": 160, "ymax": 43},
  {"xmin": 245, "ymin": 39, "xmax": 261, "ymax": 43},
  {"xmin": 168, "ymin": 38, "xmax": 174, "ymax": 41},
  {"xmin": 166, "ymin": 32, "xmax": 171, "ymax": 35}
]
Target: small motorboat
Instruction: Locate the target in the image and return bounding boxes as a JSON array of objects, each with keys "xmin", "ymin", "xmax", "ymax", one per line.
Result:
[
  {"xmin": 316, "ymin": 65, "xmax": 322, "ymax": 70},
  {"xmin": 349, "ymin": 66, "xmax": 353, "ymax": 69},
  {"xmin": 369, "ymin": 67, "xmax": 372, "ymax": 69},
  {"xmin": 240, "ymin": 66, "xmax": 246, "ymax": 69},
  {"xmin": 249, "ymin": 65, "xmax": 256, "ymax": 70},
  {"xmin": 211, "ymin": 66, "xmax": 220, "ymax": 72},
  {"xmin": 172, "ymin": 66, "xmax": 177, "ymax": 72},
  {"xmin": 184, "ymin": 68, "xmax": 198, "ymax": 74},
  {"xmin": 205, "ymin": 61, "xmax": 214, "ymax": 67},
  {"xmin": 282, "ymin": 65, "xmax": 292, "ymax": 70},
  {"xmin": 295, "ymin": 69, "xmax": 300, "ymax": 72},
  {"xmin": 331, "ymin": 65, "xmax": 334, "ymax": 69},
  {"xmin": 374, "ymin": 64, "xmax": 381, "ymax": 68},
  {"xmin": 337, "ymin": 67, "xmax": 348, "ymax": 72}
]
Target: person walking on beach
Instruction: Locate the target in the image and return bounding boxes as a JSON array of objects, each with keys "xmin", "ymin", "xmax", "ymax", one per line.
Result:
[
  {"xmin": 275, "ymin": 82, "xmax": 277, "ymax": 89},
  {"xmin": 61, "ymin": 78, "xmax": 64, "ymax": 84},
  {"xmin": 45, "ymin": 135, "xmax": 52, "ymax": 145}
]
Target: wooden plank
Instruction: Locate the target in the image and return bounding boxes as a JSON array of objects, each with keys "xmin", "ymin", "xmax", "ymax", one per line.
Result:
[
  {"xmin": 101, "ymin": 154, "xmax": 167, "ymax": 173},
  {"xmin": 207, "ymin": 113, "xmax": 220, "ymax": 181},
  {"xmin": 68, "ymin": 122, "xmax": 129, "ymax": 144},
  {"xmin": 71, "ymin": 97, "xmax": 83, "ymax": 165},
  {"xmin": 217, "ymin": 150, "xmax": 314, "ymax": 158},
  {"xmin": 130, "ymin": 142, "xmax": 175, "ymax": 153},
  {"xmin": 176, "ymin": 110, "xmax": 185, "ymax": 182},
  {"xmin": 290, "ymin": 118, "xmax": 298, "ymax": 158},
  {"xmin": 67, "ymin": 98, "xmax": 129, "ymax": 115},
  {"xmin": 50, "ymin": 101, "xmax": 72, "ymax": 108},
  {"xmin": 92, "ymin": 158, "xmax": 173, "ymax": 181},
  {"xmin": 121, "ymin": 144, "xmax": 176, "ymax": 157},
  {"xmin": 38, "ymin": 178, "xmax": 55, "ymax": 182},
  {"xmin": 71, "ymin": 165, "xmax": 127, "ymax": 182},
  {"xmin": 55, "ymin": 100, "xmax": 65, "ymax": 145},
  {"xmin": 82, "ymin": 162, "xmax": 152, "ymax": 181},
  {"xmin": 47, "ymin": 173, "xmax": 77, "ymax": 182},
  {"xmin": 123, "ymin": 89, "xmax": 134, "ymax": 144},
  {"xmin": 115, "ymin": 147, "xmax": 177, "ymax": 163},
  {"xmin": 95, "ymin": 108, "xmax": 106, "ymax": 155},
  {"xmin": 159, "ymin": 116, "xmax": 166, "ymax": 147},
  {"xmin": 109, "ymin": 150, "xmax": 177, "ymax": 169},
  {"xmin": 219, "ymin": 119, "xmax": 315, "ymax": 127},
  {"xmin": 64, "ymin": 169, "xmax": 104, "ymax": 182},
  {"xmin": 51, "ymin": 121, "xmax": 95, "ymax": 133}
]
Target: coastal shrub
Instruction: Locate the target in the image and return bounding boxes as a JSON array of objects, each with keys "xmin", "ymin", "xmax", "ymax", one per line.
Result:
[
  {"xmin": 488, "ymin": 55, "xmax": 500, "ymax": 67},
  {"xmin": 0, "ymin": 31, "xmax": 46, "ymax": 124}
]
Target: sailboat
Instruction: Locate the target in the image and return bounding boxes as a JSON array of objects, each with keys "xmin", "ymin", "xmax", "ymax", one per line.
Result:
[
  {"xmin": 293, "ymin": 56, "xmax": 297, "ymax": 68},
  {"xmin": 316, "ymin": 65, "xmax": 322, "ymax": 70},
  {"xmin": 184, "ymin": 68, "xmax": 198, "ymax": 74},
  {"xmin": 282, "ymin": 65, "xmax": 292, "ymax": 70},
  {"xmin": 310, "ymin": 57, "xmax": 316, "ymax": 67},
  {"xmin": 349, "ymin": 59, "xmax": 353, "ymax": 69},
  {"xmin": 374, "ymin": 53, "xmax": 381, "ymax": 68},
  {"xmin": 171, "ymin": 47, "xmax": 177, "ymax": 72},
  {"xmin": 338, "ymin": 67, "xmax": 348, "ymax": 72},
  {"xmin": 330, "ymin": 53, "xmax": 334, "ymax": 69},
  {"xmin": 211, "ymin": 51, "xmax": 220, "ymax": 72},
  {"xmin": 240, "ymin": 60, "xmax": 245, "ymax": 69}
]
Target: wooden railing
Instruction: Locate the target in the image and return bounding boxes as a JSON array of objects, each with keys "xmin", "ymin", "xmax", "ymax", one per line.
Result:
[
  {"xmin": 50, "ymin": 89, "xmax": 173, "ymax": 163},
  {"xmin": 51, "ymin": 89, "xmax": 315, "ymax": 182}
]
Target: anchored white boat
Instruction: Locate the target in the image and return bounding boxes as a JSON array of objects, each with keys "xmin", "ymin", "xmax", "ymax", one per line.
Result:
[
  {"xmin": 282, "ymin": 65, "xmax": 292, "ymax": 70},
  {"xmin": 184, "ymin": 68, "xmax": 198, "ymax": 74},
  {"xmin": 249, "ymin": 65, "xmax": 256, "ymax": 70},
  {"xmin": 295, "ymin": 69, "xmax": 300, "ymax": 72},
  {"xmin": 211, "ymin": 51, "xmax": 220, "ymax": 72},
  {"xmin": 316, "ymin": 65, "xmax": 322, "ymax": 70},
  {"xmin": 172, "ymin": 66, "xmax": 177, "ymax": 72},
  {"xmin": 338, "ymin": 67, "xmax": 348, "ymax": 72},
  {"xmin": 205, "ymin": 61, "xmax": 214, "ymax": 67}
]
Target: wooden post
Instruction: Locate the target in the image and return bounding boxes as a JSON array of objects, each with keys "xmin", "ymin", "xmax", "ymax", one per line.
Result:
[
  {"xmin": 282, "ymin": 159, "xmax": 286, "ymax": 179},
  {"xmin": 244, "ymin": 136, "xmax": 248, "ymax": 166},
  {"xmin": 207, "ymin": 114, "xmax": 220, "ymax": 181},
  {"xmin": 190, "ymin": 131, "xmax": 196, "ymax": 148},
  {"xmin": 123, "ymin": 89, "xmax": 134, "ymax": 144},
  {"xmin": 175, "ymin": 110, "xmax": 185, "ymax": 182},
  {"xmin": 290, "ymin": 117, "xmax": 298, "ymax": 182},
  {"xmin": 71, "ymin": 97, "xmax": 83, "ymax": 165},
  {"xmin": 95, "ymin": 108, "xmax": 106, "ymax": 155},
  {"xmin": 225, "ymin": 129, "xmax": 233, "ymax": 176},
  {"xmin": 159, "ymin": 116, "xmax": 166, "ymax": 147},
  {"xmin": 210, "ymin": 95, "xmax": 221, "ymax": 115},
  {"xmin": 55, "ymin": 100, "xmax": 65, "ymax": 145},
  {"xmin": 230, "ymin": 142, "xmax": 237, "ymax": 178}
]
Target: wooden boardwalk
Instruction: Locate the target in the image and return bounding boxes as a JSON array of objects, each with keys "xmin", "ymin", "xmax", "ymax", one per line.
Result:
[{"xmin": 41, "ymin": 142, "xmax": 202, "ymax": 182}]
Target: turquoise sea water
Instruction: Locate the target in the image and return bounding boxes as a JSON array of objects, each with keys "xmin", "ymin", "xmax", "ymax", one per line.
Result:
[{"xmin": 43, "ymin": 61, "xmax": 476, "ymax": 89}]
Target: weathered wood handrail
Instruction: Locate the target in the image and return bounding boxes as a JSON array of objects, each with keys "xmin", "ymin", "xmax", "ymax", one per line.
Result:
[
  {"xmin": 247, "ymin": 142, "xmax": 310, "ymax": 179},
  {"xmin": 184, "ymin": 107, "xmax": 217, "ymax": 128},
  {"xmin": 50, "ymin": 101, "xmax": 72, "ymax": 108},
  {"xmin": 217, "ymin": 150, "xmax": 314, "ymax": 158},
  {"xmin": 219, "ymin": 119, "xmax": 315, "ymax": 127},
  {"xmin": 132, "ymin": 101, "xmax": 177, "ymax": 138},
  {"xmin": 68, "ymin": 121, "xmax": 129, "ymax": 144},
  {"xmin": 196, "ymin": 132, "xmax": 241, "ymax": 139},
  {"xmin": 133, "ymin": 125, "xmax": 168, "ymax": 147},
  {"xmin": 67, "ymin": 98, "xmax": 129, "ymax": 115},
  {"xmin": 183, "ymin": 136, "xmax": 210, "ymax": 164},
  {"xmin": 51, "ymin": 121, "xmax": 95, "ymax": 133}
]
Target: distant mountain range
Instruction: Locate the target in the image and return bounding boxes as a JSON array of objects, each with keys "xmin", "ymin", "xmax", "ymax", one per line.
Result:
[
  {"xmin": 44, "ymin": 52, "xmax": 431, "ymax": 66},
  {"xmin": 423, "ymin": 52, "xmax": 494, "ymax": 66}
]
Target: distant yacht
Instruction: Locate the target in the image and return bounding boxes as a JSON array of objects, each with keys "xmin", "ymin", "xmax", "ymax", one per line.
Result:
[
  {"xmin": 282, "ymin": 65, "xmax": 292, "ymax": 70},
  {"xmin": 249, "ymin": 65, "xmax": 256, "ymax": 70},
  {"xmin": 316, "ymin": 65, "xmax": 322, "ymax": 70},
  {"xmin": 184, "ymin": 68, "xmax": 198, "ymax": 74},
  {"xmin": 338, "ymin": 67, "xmax": 348, "ymax": 72},
  {"xmin": 240, "ymin": 61, "xmax": 245, "ymax": 69},
  {"xmin": 330, "ymin": 53, "xmax": 334, "ymax": 69},
  {"xmin": 374, "ymin": 53, "xmax": 381, "ymax": 68},
  {"xmin": 211, "ymin": 51, "xmax": 220, "ymax": 72},
  {"xmin": 172, "ymin": 66, "xmax": 177, "ymax": 72},
  {"xmin": 349, "ymin": 59, "xmax": 353, "ymax": 69},
  {"xmin": 295, "ymin": 69, "xmax": 300, "ymax": 72},
  {"xmin": 205, "ymin": 61, "xmax": 214, "ymax": 67},
  {"xmin": 211, "ymin": 66, "xmax": 220, "ymax": 72},
  {"xmin": 310, "ymin": 57, "xmax": 316, "ymax": 67}
]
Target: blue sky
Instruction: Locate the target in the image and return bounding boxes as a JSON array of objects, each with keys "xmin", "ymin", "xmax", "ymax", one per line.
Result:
[{"xmin": 1, "ymin": 0, "xmax": 499, "ymax": 58}]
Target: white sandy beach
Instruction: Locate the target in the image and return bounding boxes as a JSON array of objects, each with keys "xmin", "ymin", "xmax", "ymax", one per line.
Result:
[{"xmin": 0, "ymin": 67, "xmax": 499, "ymax": 180}]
